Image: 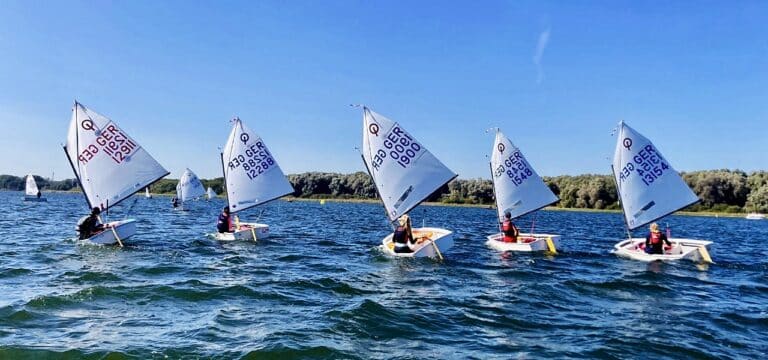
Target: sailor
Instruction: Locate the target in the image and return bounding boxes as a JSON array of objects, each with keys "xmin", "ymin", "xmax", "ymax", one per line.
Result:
[
  {"xmin": 217, "ymin": 207, "xmax": 232, "ymax": 233},
  {"xmin": 171, "ymin": 196, "xmax": 179, "ymax": 208},
  {"xmin": 36, "ymin": 190, "xmax": 41, "ymax": 199},
  {"xmin": 392, "ymin": 214, "xmax": 415, "ymax": 253},
  {"xmin": 644, "ymin": 222, "xmax": 672, "ymax": 254},
  {"xmin": 77, "ymin": 207, "xmax": 107, "ymax": 240},
  {"xmin": 500, "ymin": 211, "xmax": 519, "ymax": 243}
]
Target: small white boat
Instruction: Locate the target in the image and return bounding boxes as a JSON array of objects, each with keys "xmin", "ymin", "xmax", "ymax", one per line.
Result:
[
  {"xmin": 381, "ymin": 227, "xmax": 454, "ymax": 258},
  {"xmin": 145, "ymin": 187, "xmax": 152, "ymax": 198},
  {"xmin": 23, "ymin": 174, "xmax": 47, "ymax": 202},
  {"xmin": 206, "ymin": 186, "xmax": 217, "ymax": 200},
  {"xmin": 359, "ymin": 106, "xmax": 457, "ymax": 259},
  {"xmin": 610, "ymin": 121, "xmax": 712, "ymax": 263},
  {"xmin": 484, "ymin": 128, "xmax": 560, "ymax": 253},
  {"xmin": 214, "ymin": 117, "xmax": 294, "ymax": 241},
  {"xmin": 613, "ymin": 237, "xmax": 712, "ymax": 262},
  {"xmin": 82, "ymin": 219, "xmax": 137, "ymax": 245},
  {"xmin": 746, "ymin": 213, "xmax": 765, "ymax": 220},
  {"xmin": 175, "ymin": 168, "xmax": 205, "ymax": 210},
  {"xmin": 486, "ymin": 233, "xmax": 561, "ymax": 252},
  {"xmin": 213, "ymin": 222, "xmax": 270, "ymax": 241},
  {"xmin": 64, "ymin": 101, "xmax": 169, "ymax": 246}
]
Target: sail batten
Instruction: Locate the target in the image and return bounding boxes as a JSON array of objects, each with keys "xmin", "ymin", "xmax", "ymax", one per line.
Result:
[
  {"xmin": 222, "ymin": 118, "xmax": 294, "ymax": 213},
  {"xmin": 490, "ymin": 130, "xmax": 558, "ymax": 221},
  {"xmin": 65, "ymin": 102, "xmax": 169, "ymax": 210},
  {"xmin": 361, "ymin": 107, "xmax": 456, "ymax": 221},
  {"xmin": 612, "ymin": 121, "xmax": 699, "ymax": 230}
]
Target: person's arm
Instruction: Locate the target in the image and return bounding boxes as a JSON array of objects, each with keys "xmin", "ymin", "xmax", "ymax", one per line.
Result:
[
  {"xmin": 662, "ymin": 234, "xmax": 672, "ymax": 246},
  {"xmin": 645, "ymin": 235, "xmax": 651, "ymax": 247}
]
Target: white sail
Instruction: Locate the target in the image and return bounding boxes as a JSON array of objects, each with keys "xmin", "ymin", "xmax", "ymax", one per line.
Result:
[
  {"xmin": 206, "ymin": 187, "xmax": 216, "ymax": 199},
  {"xmin": 25, "ymin": 174, "xmax": 40, "ymax": 196},
  {"xmin": 222, "ymin": 118, "xmax": 294, "ymax": 213},
  {"xmin": 490, "ymin": 129, "xmax": 558, "ymax": 220},
  {"xmin": 65, "ymin": 102, "xmax": 169, "ymax": 210},
  {"xmin": 612, "ymin": 121, "xmax": 699, "ymax": 230},
  {"xmin": 176, "ymin": 168, "xmax": 205, "ymax": 203},
  {"xmin": 361, "ymin": 107, "xmax": 456, "ymax": 221},
  {"xmin": 145, "ymin": 187, "xmax": 151, "ymax": 198}
]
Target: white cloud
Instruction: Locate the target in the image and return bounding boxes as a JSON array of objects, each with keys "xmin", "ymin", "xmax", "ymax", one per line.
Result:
[{"xmin": 533, "ymin": 28, "xmax": 550, "ymax": 84}]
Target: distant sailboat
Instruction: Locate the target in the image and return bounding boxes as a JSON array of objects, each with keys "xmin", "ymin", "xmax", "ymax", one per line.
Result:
[
  {"xmin": 485, "ymin": 129, "xmax": 559, "ymax": 252},
  {"xmin": 360, "ymin": 106, "xmax": 457, "ymax": 259},
  {"xmin": 175, "ymin": 168, "xmax": 205, "ymax": 210},
  {"xmin": 746, "ymin": 212, "xmax": 765, "ymax": 220},
  {"xmin": 23, "ymin": 174, "xmax": 47, "ymax": 202},
  {"xmin": 64, "ymin": 101, "xmax": 169, "ymax": 245},
  {"xmin": 206, "ymin": 186, "xmax": 217, "ymax": 200},
  {"xmin": 611, "ymin": 121, "xmax": 712, "ymax": 263},
  {"xmin": 215, "ymin": 117, "xmax": 294, "ymax": 241},
  {"xmin": 145, "ymin": 187, "xmax": 152, "ymax": 198}
]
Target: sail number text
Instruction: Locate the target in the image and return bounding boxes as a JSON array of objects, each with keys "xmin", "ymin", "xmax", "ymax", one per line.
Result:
[
  {"xmin": 494, "ymin": 151, "xmax": 533, "ymax": 186},
  {"xmin": 370, "ymin": 125, "xmax": 423, "ymax": 171},
  {"xmin": 228, "ymin": 141, "xmax": 276, "ymax": 180},
  {"xmin": 77, "ymin": 124, "xmax": 138, "ymax": 165},
  {"xmin": 618, "ymin": 144, "xmax": 670, "ymax": 186}
]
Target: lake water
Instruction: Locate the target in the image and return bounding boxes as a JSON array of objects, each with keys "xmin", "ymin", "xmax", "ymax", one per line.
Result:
[{"xmin": 0, "ymin": 191, "xmax": 766, "ymax": 359}]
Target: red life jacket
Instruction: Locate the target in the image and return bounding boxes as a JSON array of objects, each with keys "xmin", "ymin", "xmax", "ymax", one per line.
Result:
[
  {"xmin": 501, "ymin": 220, "xmax": 518, "ymax": 242},
  {"xmin": 650, "ymin": 231, "xmax": 661, "ymax": 244}
]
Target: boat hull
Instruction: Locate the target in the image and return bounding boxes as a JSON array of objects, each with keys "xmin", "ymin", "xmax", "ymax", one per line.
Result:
[
  {"xmin": 86, "ymin": 219, "xmax": 137, "ymax": 245},
  {"xmin": 380, "ymin": 227, "xmax": 454, "ymax": 258},
  {"xmin": 485, "ymin": 233, "xmax": 561, "ymax": 252},
  {"xmin": 213, "ymin": 223, "xmax": 270, "ymax": 241},
  {"xmin": 746, "ymin": 213, "xmax": 765, "ymax": 220},
  {"xmin": 612, "ymin": 237, "xmax": 713, "ymax": 263},
  {"xmin": 23, "ymin": 196, "xmax": 47, "ymax": 202}
]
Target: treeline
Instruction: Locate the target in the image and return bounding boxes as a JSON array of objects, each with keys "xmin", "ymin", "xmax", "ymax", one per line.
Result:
[{"xmin": 3, "ymin": 170, "xmax": 768, "ymax": 213}]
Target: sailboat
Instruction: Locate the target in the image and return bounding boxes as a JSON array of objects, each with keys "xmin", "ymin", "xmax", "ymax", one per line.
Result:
[
  {"xmin": 745, "ymin": 212, "xmax": 765, "ymax": 220},
  {"xmin": 485, "ymin": 129, "xmax": 560, "ymax": 252},
  {"xmin": 23, "ymin": 174, "xmax": 47, "ymax": 202},
  {"xmin": 206, "ymin": 186, "xmax": 217, "ymax": 200},
  {"xmin": 64, "ymin": 101, "xmax": 169, "ymax": 245},
  {"xmin": 611, "ymin": 121, "xmax": 712, "ymax": 263},
  {"xmin": 360, "ymin": 106, "xmax": 457, "ymax": 259},
  {"xmin": 145, "ymin": 187, "xmax": 152, "ymax": 198},
  {"xmin": 214, "ymin": 117, "xmax": 294, "ymax": 241},
  {"xmin": 175, "ymin": 168, "xmax": 205, "ymax": 210}
]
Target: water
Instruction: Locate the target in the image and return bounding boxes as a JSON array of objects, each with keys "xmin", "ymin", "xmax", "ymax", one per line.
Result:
[{"xmin": 0, "ymin": 191, "xmax": 766, "ymax": 359}]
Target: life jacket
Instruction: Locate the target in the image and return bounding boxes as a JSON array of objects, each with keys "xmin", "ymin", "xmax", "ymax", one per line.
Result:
[
  {"xmin": 501, "ymin": 220, "xmax": 518, "ymax": 242},
  {"xmin": 217, "ymin": 213, "xmax": 231, "ymax": 233},
  {"xmin": 76, "ymin": 215, "xmax": 90, "ymax": 232},
  {"xmin": 393, "ymin": 226, "xmax": 410, "ymax": 246},
  {"xmin": 649, "ymin": 231, "xmax": 662, "ymax": 244}
]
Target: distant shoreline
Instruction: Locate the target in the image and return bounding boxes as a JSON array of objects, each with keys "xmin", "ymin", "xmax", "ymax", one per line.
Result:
[{"xmin": 0, "ymin": 189, "xmax": 753, "ymax": 218}]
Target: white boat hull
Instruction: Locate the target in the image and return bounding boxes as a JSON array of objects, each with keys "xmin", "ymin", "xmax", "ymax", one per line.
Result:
[
  {"xmin": 23, "ymin": 196, "xmax": 47, "ymax": 202},
  {"xmin": 380, "ymin": 227, "xmax": 454, "ymax": 259},
  {"xmin": 612, "ymin": 237, "xmax": 713, "ymax": 263},
  {"xmin": 85, "ymin": 219, "xmax": 137, "ymax": 245},
  {"xmin": 485, "ymin": 233, "xmax": 560, "ymax": 252},
  {"xmin": 746, "ymin": 213, "xmax": 765, "ymax": 220},
  {"xmin": 213, "ymin": 223, "xmax": 270, "ymax": 241}
]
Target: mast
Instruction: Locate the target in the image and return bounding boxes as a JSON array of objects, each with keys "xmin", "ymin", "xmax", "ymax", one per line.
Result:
[
  {"xmin": 220, "ymin": 152, "xmax": 229, "ymax": 211},
  {"xmin": 611, "ymin": 164, "xmax": 633, "ymax": 240},
  {"xmin": 488, "ymin": 161, "xmax": 502, "ymax": 232},
  {"xmin": 65, "ymin": 101, "xmax": 94, "ymax": 209}
]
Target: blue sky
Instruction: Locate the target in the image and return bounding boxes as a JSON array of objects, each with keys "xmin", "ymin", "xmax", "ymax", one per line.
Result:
[{"xmin": 1, "ymin": 1, "xmax": 766, "ymax": 180}]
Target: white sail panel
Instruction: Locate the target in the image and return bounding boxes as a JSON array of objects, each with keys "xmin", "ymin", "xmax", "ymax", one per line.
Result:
[
  {"xmin": 65, "ymin": 102, "xmax": 169, "ymax": 210},
  {"xmin": 176, "ymin": 168, "xmax": 205, "ymax": 203},
  {"xmin": 612, "ymin": 121, "xmax": 699, "ymax": 230},
  {"xmin": 361, "ymin": 107, "xmax": 456, "ymax": 221},
  {"xmin": 206, "ymin": 187, "xmax": 217, "ymax": 199},
  {"xmin": 25, "ymin": 174, "xmax": 39, "ymax": 196},
  {"xmin": 490, "ymin": 130, "xmax": 558, "ymax": 220},
  {"xmin": 222, "ymin": 118, "xmax": 294, "ymax": 213}
]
